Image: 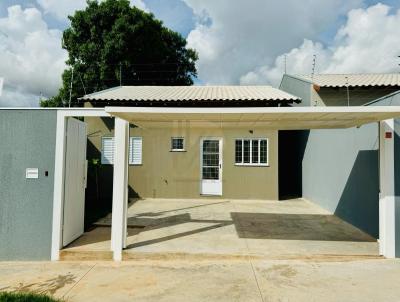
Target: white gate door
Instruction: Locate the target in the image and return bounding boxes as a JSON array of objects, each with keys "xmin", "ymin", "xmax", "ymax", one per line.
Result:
[
  {"xmin": 62, "ymin": 118, "xmax": 87, "ymax": 246},
  {"xmin": 200, "ymin": 138, "xmax": 222, "ymax": 196}
]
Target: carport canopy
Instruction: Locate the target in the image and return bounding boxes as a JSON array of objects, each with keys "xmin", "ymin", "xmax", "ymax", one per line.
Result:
[
  {"xmin": 104, "ymin": 105, "xmax": 400, "ymax": 261},
  {"xmin": 105, "ymin": 106, "xmax": 400, "ymax": 129}
]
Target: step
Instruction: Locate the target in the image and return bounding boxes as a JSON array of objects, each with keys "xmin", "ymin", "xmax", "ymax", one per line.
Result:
[
  {"xmin": 60, "ymin": 249, "xmax": 113, "ymax": 261},
  {"xmin": 59, "ymin": 249, "xmax": 383, "ymax": 262}
]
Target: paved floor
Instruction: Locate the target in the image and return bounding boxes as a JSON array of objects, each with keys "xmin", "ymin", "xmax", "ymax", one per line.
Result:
[
  {"xmin": 1, "ymin": 259, "xmax": 400, "ymax": 302},
  {"xmin": 65, "ymin": 198, "xmax": 378, "ymax": 258}
]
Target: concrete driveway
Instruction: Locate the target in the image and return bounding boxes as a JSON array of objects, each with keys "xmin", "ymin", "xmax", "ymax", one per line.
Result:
[
  {"xmin": 1, "ymin": 259, "xmax": 400, "ymax": 302},
  {"xmin": 63, "ymin": 198, "xmax": 378, "ymax": 260}
]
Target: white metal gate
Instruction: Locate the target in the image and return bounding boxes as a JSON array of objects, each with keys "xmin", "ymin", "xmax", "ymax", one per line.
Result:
[
  {"xmin": 62, "ymin": 118, "xmax": 87, "ymax": 246},
  {"xmin": 200, "ymin": 138, "xmax": 223, "ymax": 196}
]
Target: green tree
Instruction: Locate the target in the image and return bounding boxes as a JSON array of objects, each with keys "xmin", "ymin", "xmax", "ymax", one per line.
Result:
[{"xmin": 41, "ymin": 0, "xmax": 198, "ymax": 107}]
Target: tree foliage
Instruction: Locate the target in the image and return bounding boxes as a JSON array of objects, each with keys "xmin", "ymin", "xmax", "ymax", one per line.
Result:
[{"xmin": 41, "ymin": 0, "xmax": 198, "ymax": 107}]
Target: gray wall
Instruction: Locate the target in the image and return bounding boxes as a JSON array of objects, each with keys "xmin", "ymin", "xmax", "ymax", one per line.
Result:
[
  {"xmin": 301, "ymin": 125, "xmax": 379, "ymax": 237},
  {"xmin": 280, "ymin": 75, "xmax": 400, "ymax": 238},
  {"xmin": 279, "ymin": 75, "xmax": 312, "ymax": 107},
  {"xmin": 0, "ymin": 110, "xmax": 57, "ymax": 260},
  {"xmin": 369, "ymin": 92, "xmax": 400, "ymax": 254}
]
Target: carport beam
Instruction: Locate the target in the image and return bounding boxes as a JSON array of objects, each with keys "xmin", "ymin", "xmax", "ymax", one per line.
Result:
[
  {"xmin": 379, "ymin": 119, "xmax": 397, "ymax": 258},
  {"xmin": 111, "ymin": 117, "xmax": 129, "ymax": 261}
]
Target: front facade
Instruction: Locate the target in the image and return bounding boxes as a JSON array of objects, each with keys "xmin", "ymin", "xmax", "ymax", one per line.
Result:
[
  {"xmin": 1, "ymin": 106, "xmax": 400, "ymax": 261},
  {"xmin": 83, "ymin": 86, "xmax": 299, "ymax": 201},
  {"xmin": 88, "ymin": 117, "xmax": 279, "ymax": 200}
]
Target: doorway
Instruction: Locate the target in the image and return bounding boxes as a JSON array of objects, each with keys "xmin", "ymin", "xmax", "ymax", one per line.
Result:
[
  {"xmin": 278, "ymin": 130, "xmax": 309, "ymax": 200},
  {"xmin": 200, "ymin": 138, "xmax": 223, "ymax": 196}
]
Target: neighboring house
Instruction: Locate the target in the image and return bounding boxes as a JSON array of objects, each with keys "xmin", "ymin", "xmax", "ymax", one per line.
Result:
[
  {"xmin": 81, "ymin": 86, "xmax": 300, "ymax": 201},
  {"xmin": 280, "ymin": 73, "xmax": 400, "ymax": 106},
  {"xmin": 279, "ymin": 73, "xmax": 400, "ymax": 238}
]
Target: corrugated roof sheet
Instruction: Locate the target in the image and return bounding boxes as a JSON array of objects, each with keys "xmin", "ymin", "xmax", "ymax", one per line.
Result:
[
  {"xmin": 81, "ymin": 86, "xmax": 300, "ymax": 103},
  {"xmin": 295, "ymin": 73, "xmax": 400, "ymax": 88}
]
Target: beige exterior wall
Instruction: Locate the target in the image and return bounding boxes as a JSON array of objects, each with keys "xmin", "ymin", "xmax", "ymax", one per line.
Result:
[
  {"xmin": 85, "ymin": 115, "xmax": 278, "ymax": 200},
  {"xmin": 312, "ymin": 87, "xmax": 399, "ymax": 106}
]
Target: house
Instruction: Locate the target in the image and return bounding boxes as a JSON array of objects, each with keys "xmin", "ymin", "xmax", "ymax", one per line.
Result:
[
  {"xmin": 280, "ymin": 73, "xmax": 400, "ymax": 106},
  {"xmin": 1, "ymin": 88, "xmax": 400, "ymax": 262},
  {"xmin": 279, "ymin": 73, "xmax": 400, "ymax": 244},
  {"xmin": 81, "ymin": 86, "xmax": 300, "ymax": 201}
]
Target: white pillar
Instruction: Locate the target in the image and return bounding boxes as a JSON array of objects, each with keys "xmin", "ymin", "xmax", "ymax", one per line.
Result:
[
  {"xmin": 111, "ymin": 117, "xmax": 129, "ymax": 261},
  {"xmin": 379, "ymin": 119, "xmax": 396, "ymax": 258},
  {"xmin": 51, "ymin": 112, "xmax": 67, "ymax": 261}
]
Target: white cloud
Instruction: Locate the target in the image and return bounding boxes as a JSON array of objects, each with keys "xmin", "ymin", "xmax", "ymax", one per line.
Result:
[
  {"xmin": 36, "ymin": 0, "xmax": 148, "ymax": 21},
  {"xmin": 36, "ymin": 0, "xmax": 86, "ymax": 21},
  {"xmin": 0, "ymin": 5, "xmax": 67, "ymax": 106},
  {"xmin": 241, "ymin": 3, "xmax": 400, "ymax": 86},
  {"xmin": 130, "ymin": 0, "xmax": 148, "ymax": 12},
  {"xmin": 240, "ymin": 40, "xmax": 331, "ymax": 86},
  {"xmin": 183, "ymin": 0, "xmax": 363, "ymax": 85},
  {"xmin": 0, "ymin": 86, "xmax": 41, "ymax": 107},
  {"xmin": 0, "ymin": 1, "xmax": 150, "ymax": 107}
]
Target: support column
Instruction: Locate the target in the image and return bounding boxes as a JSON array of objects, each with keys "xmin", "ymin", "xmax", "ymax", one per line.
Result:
[
  {"xmin": 51, "ymin": 112, "xmax": 67, "ymax": 261},
  {"xmin": 379, "ymin": 119, "xmax": 396, "ymax": 258},
  {"xmin": 111, "ymin": 117, "xmax": 129, "ymax": 261}
]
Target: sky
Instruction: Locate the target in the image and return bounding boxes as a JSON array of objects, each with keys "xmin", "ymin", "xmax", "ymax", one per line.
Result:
[{"xmin": 1, "ymin": 0, "xmax": 400, "ymax": 106}]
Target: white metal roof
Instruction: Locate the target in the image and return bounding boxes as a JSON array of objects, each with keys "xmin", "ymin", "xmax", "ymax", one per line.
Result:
[
  {"xmin": 105, "ymin": 106, "xmax": 400, "ymax": 130},
  {"xmin": 81, "ymin": 85, "xmax": 300, "ymax": 103},
  {"xmin": 294, "ymin": 74, "xmax": 400, "ymax": 88}
]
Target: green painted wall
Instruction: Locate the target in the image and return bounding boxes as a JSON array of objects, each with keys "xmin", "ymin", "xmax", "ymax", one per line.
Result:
[{"xmin": 0, "ymin": 110, "xmax": 56, "ymax": 260}]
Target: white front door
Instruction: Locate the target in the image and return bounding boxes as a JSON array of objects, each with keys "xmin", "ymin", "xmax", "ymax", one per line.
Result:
[
  {"xmin": 201, "ymin": 138, "xmax": 222, "ymax": 196},
  {"xmin": 62, "ymin": 118, "xmax": 87, "ymax": 247}
]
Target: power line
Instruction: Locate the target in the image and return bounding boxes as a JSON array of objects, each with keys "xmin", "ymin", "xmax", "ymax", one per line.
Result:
[
  {"xmin": 68, "ymin": 67, "xmax": 74, "ymax": 108},
  {"xmin": 345, "ymin": 76, "xmax": 350, "ymax": 106},
  {"xmin": 119, "ymin": 63, "xmax": 122, "ymax": 86},
  {"xmin": 311, "ymin": 54, "xmax": 317, "ymax": 80},
  {"xmin": 78, "ymin": 73, "xmax": 87, "ymax": 95}
]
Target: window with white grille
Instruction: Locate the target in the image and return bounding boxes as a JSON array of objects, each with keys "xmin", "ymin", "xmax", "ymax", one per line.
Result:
[
  {"xmin": 101, "ymin": 136, "xmax": 142, "ymax": 165},
  {"xmin": 129, "ymin": 137, "xmax": 142, "ymax": 165},
  {"xmin": 235, "ymin": 138, "xmax": 268, "ymax": 166},
  {"xmin": 101, "ymin": 137, "xmax": 114, "ymax": 165}
]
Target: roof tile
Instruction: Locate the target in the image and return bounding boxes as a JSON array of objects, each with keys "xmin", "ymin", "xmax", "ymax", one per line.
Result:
[
  {"xmin": 82, "ymin": 86, "xmax": 300, "ymax": 103},
  {"xmin": 296, "ymin": 73, "xmax": 400, "ymax": 88}
]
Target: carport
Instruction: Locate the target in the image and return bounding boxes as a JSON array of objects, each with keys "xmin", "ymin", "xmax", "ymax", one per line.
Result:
[{"xmin": 51, "ymin": 106, "xmax": 400, "ymax": 261}]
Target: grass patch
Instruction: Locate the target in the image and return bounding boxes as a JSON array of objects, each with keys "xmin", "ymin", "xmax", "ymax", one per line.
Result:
[{"xmin": 0, "ymin": 292, "xmax": 62, "ymax": 302}]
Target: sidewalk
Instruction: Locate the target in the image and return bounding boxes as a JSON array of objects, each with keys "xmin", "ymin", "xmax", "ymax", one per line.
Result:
[{"xmin": 1, "ymin": 258, "xmax": 400, "ymax": 302}]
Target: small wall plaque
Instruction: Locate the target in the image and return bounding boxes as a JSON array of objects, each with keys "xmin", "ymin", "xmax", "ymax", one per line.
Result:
[{"xmin": 26, "ymin": 168, "xmax": 39, "ymax": 179}]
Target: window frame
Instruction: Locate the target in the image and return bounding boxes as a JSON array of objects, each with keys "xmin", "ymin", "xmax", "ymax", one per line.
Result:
[
  {"xmin": 170, "ymin": 137, "xmax": 186, "ymax": 152},
  {"xmin": 234, "ymin": 138, "xmax": 269, "ymax": 167},
  {"xmin": 101, "ymin": 136, "xmax": 115, "ymax": 165},
  {"xmin": 100, "ymin": 136, "xmax": 143, "ymax": 166},
  {"xmin": 129, "ymin": 136, "xmax": 143, "ymax": 166}
]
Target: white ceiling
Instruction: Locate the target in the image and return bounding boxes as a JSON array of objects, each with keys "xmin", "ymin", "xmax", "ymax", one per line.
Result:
[{"xmin": 105, "ymin": 106, "xmax": 400, "ymax": 130}]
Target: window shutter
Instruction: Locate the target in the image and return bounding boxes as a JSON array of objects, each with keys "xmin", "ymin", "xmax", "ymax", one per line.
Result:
[
  {"xmin": 129, "ymin": 137, "xmax": 142, "ymax": 165},
  {"xmin": 101, "ymin": 137, "xmax": 114, "ymax": 164}
]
